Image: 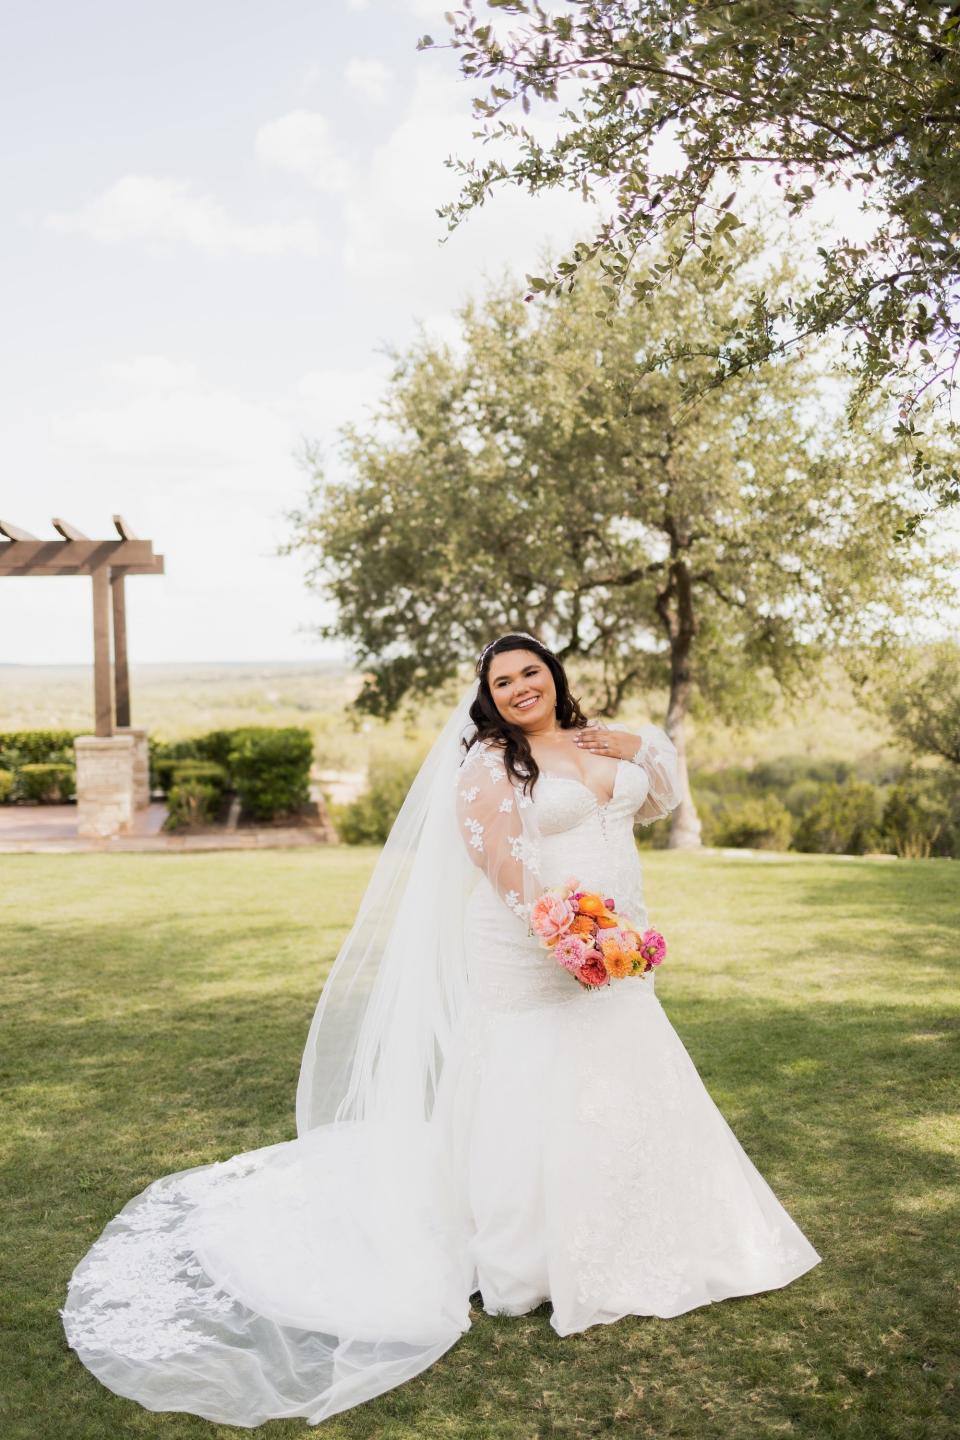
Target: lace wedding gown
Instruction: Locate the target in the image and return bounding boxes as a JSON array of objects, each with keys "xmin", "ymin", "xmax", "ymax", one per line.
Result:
[{"xmin": 61, "ymin": 727, "xmax": 820, "ymax": 1427}]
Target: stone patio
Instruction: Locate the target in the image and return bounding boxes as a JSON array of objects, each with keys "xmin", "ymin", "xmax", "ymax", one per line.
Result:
[{"xmin": 0, "ymin": 802, "xmax": 334, "ymax": 854}]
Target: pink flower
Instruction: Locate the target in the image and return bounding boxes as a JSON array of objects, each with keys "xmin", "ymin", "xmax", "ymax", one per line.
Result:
[
  {"xmin": 554, "ymin": 934, "xmax": 590, "ymax": 974},
  {"xmin": 578, "ymin": 951, "xmax": 610, "ymax": 988},
  {"xmin": 639, "ymin": 929, "xmax": 667, "ymax": 966},
  {"xmin": 530, "ymin": 892, "xmax": 575, "ymax": 943},
  {"xmin": 604, "ymin": 897, "xmax": 616, "ymax": 911}
]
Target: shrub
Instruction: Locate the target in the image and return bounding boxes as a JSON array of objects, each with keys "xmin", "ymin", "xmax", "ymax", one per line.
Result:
[
  {"xmin": 16, "ymin": 763, "xmax": 76, "ymax": 803},
  {"xmin": 228, "ymin": 727, "xmax": 312, "ymax": 821},
  {"xmin": 0, "ymin": 730, "xmax": 79, "ymax": 769},
  {"xmin": 169, "ymin": 760, "xmax": 230, "ymax": 798},
  {"xmin": 150, "ymin": 739, "xmax": 203, "ymax": 793},
  {"xmin": 713, "ymin": 795, "xmax": 794, "ymax": 851},
  {"xmin": 792, "ymin": 780, "xmax": 883, "ymax": 855},
  {"xmin": 164, "ymin": 780, "xmax": 219, "ymax": 831},
  {"xmin": 781, "ymin": 778, "xmax": 828, "ymax": 820},
  {"xmin": 192, "ymin": 730, "xmax": 241, "ymax": 769},
  {"xmin": 751, "ymin": 756, "xmax": 854, "ymax": 789},
  {"xmin": 0, "ymin": 769, "xmax": 13, "ymax": 803},
  {"xmin": 335, "ymin": 755, "xmax": 422, "ymax": 845},
  {"xmin": 880, "ymin": 772, "xmax": 960, "ymax": 859}
]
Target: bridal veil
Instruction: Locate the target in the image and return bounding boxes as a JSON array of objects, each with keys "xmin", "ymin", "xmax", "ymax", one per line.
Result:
[{"xmin": 62, "ymin": 677, "xmax": 545, "ymax": 1425}]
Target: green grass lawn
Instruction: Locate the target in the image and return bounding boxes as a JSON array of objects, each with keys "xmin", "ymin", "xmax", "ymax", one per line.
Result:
[{"xmin": 2, "ymin": 850, "xmax": 958, "ymax": 1440}]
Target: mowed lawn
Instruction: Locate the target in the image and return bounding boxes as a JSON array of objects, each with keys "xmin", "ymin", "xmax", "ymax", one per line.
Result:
[{"xmin": 2, "ymin": 849, "xmax": 958, "ymax": 1440}]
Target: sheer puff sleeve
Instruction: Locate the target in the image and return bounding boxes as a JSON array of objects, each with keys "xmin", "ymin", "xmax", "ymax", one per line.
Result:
[
  {"xmin": 606, "ymin": 721, "xmax": 683, "ymax": 826},
  {"xmin": 456, "ymin": 741, "xmax": 542, "ymax": 923}
]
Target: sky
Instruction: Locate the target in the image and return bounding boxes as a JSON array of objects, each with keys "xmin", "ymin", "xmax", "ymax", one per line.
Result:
[
  {"xmin": 1, "ymin": 2, "xmax": 954, "ymax": 672},
  {"xmin": 1, "ymin": 0, "xmax": 592, "ymax": 665}
]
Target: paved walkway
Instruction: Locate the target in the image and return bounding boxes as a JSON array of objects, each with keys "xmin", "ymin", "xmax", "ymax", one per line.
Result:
[{"xmin": 0, "ymin": 803, "xmax": 334, "ymax": 854}]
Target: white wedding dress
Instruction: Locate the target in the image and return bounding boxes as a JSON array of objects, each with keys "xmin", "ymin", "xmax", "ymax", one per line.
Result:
[{"xmin": 61, "ymin": 723, "xmax": 820, "ymax": 1427}]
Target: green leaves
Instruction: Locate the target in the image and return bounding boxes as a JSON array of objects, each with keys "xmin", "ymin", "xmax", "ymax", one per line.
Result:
[
  {"xmin": 436, "ymin": 0, "xmax": 960, "ymax": 511},
  {"xmin": 289, "ymin": 248, "xmax": 945, "ymax": 721}
]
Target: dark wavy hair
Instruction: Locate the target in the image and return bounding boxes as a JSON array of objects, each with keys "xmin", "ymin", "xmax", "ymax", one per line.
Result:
[{"xmin": 463, "ymin": 632, "xmax": 589, "ymax": 794}]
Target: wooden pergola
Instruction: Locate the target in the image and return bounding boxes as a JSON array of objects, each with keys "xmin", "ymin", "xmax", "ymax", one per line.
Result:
[{"xmin": 0, "ymin": 517, "xmax": 164, "ymax": 737}]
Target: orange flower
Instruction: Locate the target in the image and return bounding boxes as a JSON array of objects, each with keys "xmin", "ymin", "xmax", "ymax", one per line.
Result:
[
  {"xmin": 595, "ymin": 914, "xmax": 619, "ymax": 929},
  {"xmin": 598, "ymin": 935, "xmax": 632, "ymax": 979},
  {"xmin": 575, "ymin": 893, "xmax": 608, "ymax": 918},
  {"xmin": 568, "ymin": 915, "xmax": 597, "ymax": 939}
]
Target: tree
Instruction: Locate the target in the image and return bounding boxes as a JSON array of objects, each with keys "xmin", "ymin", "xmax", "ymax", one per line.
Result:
[
  {"xmin": 422, "ymin": 1, "xmax": 960, "ymax": 516},
  {"xmin": 882, "ymin": 641, "xmax": 960, "ymax": 768},
  {"xmin": 287, "ymin": 249, "xmax": 944, "ymax": 847}
]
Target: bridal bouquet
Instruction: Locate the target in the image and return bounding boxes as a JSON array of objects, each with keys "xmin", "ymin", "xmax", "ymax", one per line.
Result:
[{"xmin": 530, "ymin": 880, "xmax": 666, "ymax": 989}]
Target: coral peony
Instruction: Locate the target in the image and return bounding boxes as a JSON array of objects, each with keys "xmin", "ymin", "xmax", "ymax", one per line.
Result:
[
  {"xmin": 530, "ymin": 892, "xmax": 575, "ymax": 943},
  {"xmin": 578, "ymin": 951, "xmax": 610, "ymax": 987},
  {"xmin": 554, "ymin": 934, "xmax": 590, "ymax": 974}
]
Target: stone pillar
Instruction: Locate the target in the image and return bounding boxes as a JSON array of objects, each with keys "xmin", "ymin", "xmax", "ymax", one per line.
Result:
[
  {"xmin": 116, "ymin": 726, "xmax": 150, "ymax": 809},
  {"xmin": 74, "ymin": 735, "xmax": 136, "ymax": 838}
]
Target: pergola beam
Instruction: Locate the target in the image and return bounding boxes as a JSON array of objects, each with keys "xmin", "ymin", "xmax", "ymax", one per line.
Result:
[
  {"xmin": 52, "ymin": 517, "xmax": 91, "ymax": 541},
  {"xmin": 0, "ymin": 539, "xmax": 158, "ymax": 576},
  {"xmin": 0, "ymin": 519, "xmax": 40, "ymax": 541}
]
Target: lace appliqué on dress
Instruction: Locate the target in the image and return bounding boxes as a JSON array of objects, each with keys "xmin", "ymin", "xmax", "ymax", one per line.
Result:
[{"xmin": 61, "ymin": 1154, "xmax": 265, "ymax": 1361}]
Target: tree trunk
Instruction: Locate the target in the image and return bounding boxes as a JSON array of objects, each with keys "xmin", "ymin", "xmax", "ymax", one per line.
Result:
[
  {"xmin": 656, "ymin": 548, "xmax": 702, "ymax": 851},
  {"xmin": 664, "ymin": 661, "xmax": 702, "ymax": 850},
  {"xmin": 652, "ymin": 517, "xmax": 703, "ymax": 850}
]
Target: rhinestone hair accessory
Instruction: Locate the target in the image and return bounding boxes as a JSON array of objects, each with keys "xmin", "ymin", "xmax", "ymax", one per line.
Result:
[{"xmin": 477, "ymin": 631, "xmax": 547, "ymax": 671}]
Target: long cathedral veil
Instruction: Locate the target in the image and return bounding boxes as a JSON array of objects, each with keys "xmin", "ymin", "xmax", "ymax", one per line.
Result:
[
  {"xmin": 296, "ymin": 678, "xmax": 480, "ymax": 1131},
  {"xmin": 62, "ymin": 669, "xmax": 549, "ymax": 1428}
]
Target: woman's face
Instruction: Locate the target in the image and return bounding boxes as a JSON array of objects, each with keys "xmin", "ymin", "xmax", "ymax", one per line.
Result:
[{"xmin": 486, "ymin": 648, "xmax": 558, "ymax": 731}]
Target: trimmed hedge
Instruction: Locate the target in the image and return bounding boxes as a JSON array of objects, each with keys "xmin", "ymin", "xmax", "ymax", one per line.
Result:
[
  {"xmin": 151, "ymin": 727, "xmax": 313, "ymax": 821},
  {"xmin": 0, "ymin": 730, "xmax": 79, "ymax": 768},
  {"xmin": 0, "ymin": 726, "xmax": 315, "ymax": 823},
  {"xmin": 17, "ymin": 763, "xmax": 76, "ymax": 803},
  {"xmin": 168, "ymin": 760, "xmax": 230, "ymax": 797},
  {"xmin": 153, "ymin": 757, "xmax": 230, "ymax": 797},
  {"xmin": 228, "ymin": 728, "xmax": 313, "ymax": 821}
]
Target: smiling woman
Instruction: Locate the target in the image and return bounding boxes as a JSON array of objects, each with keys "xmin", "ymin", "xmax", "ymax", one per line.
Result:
[{"xmin": 60, "ymin": 630, "xmax": 819, "ymax": 1428}]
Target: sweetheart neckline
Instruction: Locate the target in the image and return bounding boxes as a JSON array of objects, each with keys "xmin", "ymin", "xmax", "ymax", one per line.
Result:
[{"xmin": 539, "ymin": 758, "xmax": 627, "ymax": 810}]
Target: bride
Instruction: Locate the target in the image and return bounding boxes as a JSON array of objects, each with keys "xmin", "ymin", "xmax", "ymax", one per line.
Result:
[{"xmin": 61, "ymin": 631, "xmax": 820, "ymax": 1427}]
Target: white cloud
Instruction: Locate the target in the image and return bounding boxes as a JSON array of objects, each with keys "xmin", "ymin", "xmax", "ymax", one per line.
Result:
[
  {"xmin": 343, "ymin": 0, "xmax": 449, "ymax": 17},
  {"xmin": 43, "ymin": 174, "xmax": 324, "ymax": 257},
  {"xmin": 102, "ymin": 355, "xmax": 201, "ymax": 390},
  {"xmin": 339, "ymin": 71, "xmax": 600, "ymax": 293},
  {"xmin": 50, "ymin": 367, "xmax": 294, "ymax": 479},
  {"xmin": 256, "ymin": 110, "xmax": 350, "ymax": 191},
  {"xmin": 344, "ymin": 58, "xmax": 394, "ymax": 105}
]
